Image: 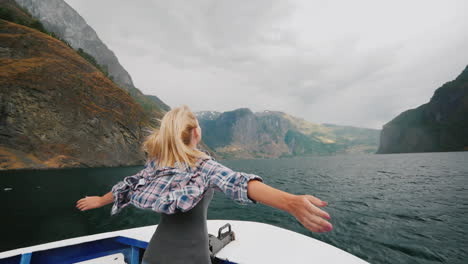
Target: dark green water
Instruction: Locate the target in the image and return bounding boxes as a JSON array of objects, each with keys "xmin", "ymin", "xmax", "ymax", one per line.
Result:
[{"xmin": 1, "ymin": 152, "xmax": 467, "ymax": 263}]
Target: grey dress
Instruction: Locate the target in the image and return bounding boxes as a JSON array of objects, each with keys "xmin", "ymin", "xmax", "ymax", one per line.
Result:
[{"xmin": 141, "ymin": 187, "xmax": 215, "ymax": 264}]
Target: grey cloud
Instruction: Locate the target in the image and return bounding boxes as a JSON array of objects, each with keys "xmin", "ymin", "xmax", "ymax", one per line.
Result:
[{"xmin": 65, "ymin": 0, "xmax": 468, "ymax": 129}]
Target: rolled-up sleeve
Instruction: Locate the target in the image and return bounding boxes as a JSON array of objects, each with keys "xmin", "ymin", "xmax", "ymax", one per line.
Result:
[
  {"xmin": 110, "ymin": 161, "xmax": 151, "ymax": 216},
  {"xmin": 204, "ymin": 159, "xmax": 264, "ymax": 205}
]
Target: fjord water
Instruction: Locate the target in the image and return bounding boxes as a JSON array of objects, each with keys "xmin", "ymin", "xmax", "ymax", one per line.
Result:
[{"xmin": 1, "ymin": 152, "xmax": 467, "ymax": 263}]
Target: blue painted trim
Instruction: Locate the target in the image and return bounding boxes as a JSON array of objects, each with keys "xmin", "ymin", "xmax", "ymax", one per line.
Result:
[
  {"xmin": 13, "ymin": 237, "xmax": 133, "ymax": 264},
  {"xmin": 113, "ymin": 236, "xmax": 149, "ymax": 249},
  {"xmin": 130, "ymin": 246, "xmax": 139, "ymax": 264},
  {"xmin": 64, "ymin": 249, "xmax": 126, "ymax": 264},
  {"xmin": 0, "ymin": 236, "xmax": 147, "ymax": 264},
  {"xmin": 0, "ymin": 254, "xmax": 21, "ymax": 264},
  {"xmin": 19, "ymin": 253, "xmax": 31, "ymax": 264}
]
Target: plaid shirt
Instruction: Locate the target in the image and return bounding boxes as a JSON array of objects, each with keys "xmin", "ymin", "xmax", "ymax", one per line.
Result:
[{"xmin": 110, "ymin": 150, "xmax": 264, "ymax": 216}]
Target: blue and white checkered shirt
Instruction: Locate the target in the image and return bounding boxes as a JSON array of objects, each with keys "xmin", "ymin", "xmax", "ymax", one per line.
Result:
[{"xmin": 110, "ymin": 150, "xmax": 264, "ymax": 215}]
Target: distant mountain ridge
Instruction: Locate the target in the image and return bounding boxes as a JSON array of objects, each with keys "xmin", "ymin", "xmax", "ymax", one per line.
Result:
[
  {"xmin": 196, "ymin": 109, "xmax": 380, "ymax": 159},
  {"xmin": 377, "ymin": 65, "xmax": 468, "ymax": 153},
  {"xmin": 195, "ymin": 110, "xmax": 222, "ymax": 121},
  {"xmin": 13, "ymin": 0, "xmax": 170, "ymax": 121}
]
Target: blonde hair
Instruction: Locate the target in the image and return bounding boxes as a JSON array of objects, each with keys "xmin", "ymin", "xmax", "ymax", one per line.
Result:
[{"xmin": 141, "ymin": 104, "xmax": 210, "ymax": 170}]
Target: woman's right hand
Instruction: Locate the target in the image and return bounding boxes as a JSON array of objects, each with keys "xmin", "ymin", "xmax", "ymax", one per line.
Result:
[
  {"xmin": 287, "ymin": 194, "xmax": 333, "ymax": 233},
  {"xmin": 245, "ymin": 180, "xmax": 333, "ymax": 233}
]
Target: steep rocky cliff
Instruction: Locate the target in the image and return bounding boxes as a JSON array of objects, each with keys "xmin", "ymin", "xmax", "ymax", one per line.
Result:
[
  {"xmin": 377, "ymin": 65, "xmax": 468, "ymax": 153},
  {"xmin": 13, "ymin": 0, "xmax": 170, "ymax": 121},
  {"xmin": 14, "ymin": 0, "xmax": 133, "ymax": 88},
  {"xmin": 196, "ymin": 109, "xmax": 380, "ymax": 159},
  {"xmin": 0, "ymin": 19, "xmax": 151, "ymax": 169}
]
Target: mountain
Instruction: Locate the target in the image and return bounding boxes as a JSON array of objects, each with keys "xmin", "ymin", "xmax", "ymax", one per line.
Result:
[
  {"xmin": 0, "ymin": 17, "xmax": 150, "ymax": 169},
  {"xmin": 13, "ymin": 0, "xmax": 170, "ymax": 122},
  {"xmin": 0, "ymin": 1, "xmax": 216, "ymax": 169},
  {"xmin": 377, "ymin": 65, "xmax": 468, "ymax": 154},
  {"xmin": 195, "ymin": 109, "xmax": 380, "ymax": 159}
]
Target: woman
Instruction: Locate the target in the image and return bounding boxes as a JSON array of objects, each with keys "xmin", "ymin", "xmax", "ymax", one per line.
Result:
[{"xmin": 76, "ymin": 104, "xmax": 333, "ymax": 264}]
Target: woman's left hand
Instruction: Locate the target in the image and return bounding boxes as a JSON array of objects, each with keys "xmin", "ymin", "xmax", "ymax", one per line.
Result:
[{"xmin": 76, "ymin": 196, "xmax": 104, "ymax": 211}]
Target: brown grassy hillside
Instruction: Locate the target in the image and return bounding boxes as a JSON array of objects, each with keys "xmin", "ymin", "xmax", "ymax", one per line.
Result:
[{"xmin": 0, "ymin": 19, "xmax": 151, "ymax": 169}]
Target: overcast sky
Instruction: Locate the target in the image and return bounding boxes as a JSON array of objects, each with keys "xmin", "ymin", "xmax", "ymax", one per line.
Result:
[{"xmin": 65, "ymin": 0, "xmax": 468, "ymax": 129}]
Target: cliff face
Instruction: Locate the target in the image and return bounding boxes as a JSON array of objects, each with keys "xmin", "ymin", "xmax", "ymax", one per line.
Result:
[
  {"xmin": 0, "ymin": 19, "xmax": 149, "ymax": 169},
  {"xmin": 377, "ymin": 65, "xmax": 468, "ymax": 154},
  {"xmin": 13, "ymin": 0, "xmax": 170, "ymax": 121},
  {"xmin": 14, "ymin": 0, "xmax": 132, "ymax": 88},
  {"xmin": 196, "ymin": 109, "xmax": 380, "ymax": 159}
]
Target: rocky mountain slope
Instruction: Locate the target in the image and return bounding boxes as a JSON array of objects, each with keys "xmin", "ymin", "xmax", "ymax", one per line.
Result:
[
  {"xmin": 0, "ymin": 1, "xmax": 215, "ymax": 169},
  {"xmin": 0, "ymin": 18, "xmax": 150, "ymax": 169},
  {"xmin": 13, "ymin": 0, "xmax": 170, "ymax": 121},
  {"xmin": 196, "ymin": 109, "xmax": 380, "ymax": 159},
  {"xmin": 377, "ymin": 65, "xmax": 468, "ymax": 153}
]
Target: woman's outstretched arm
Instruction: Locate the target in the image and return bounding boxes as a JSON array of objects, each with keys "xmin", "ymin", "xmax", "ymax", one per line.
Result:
[
  {"xmin": 77, "ymin": 160, "xmax": 153, "ymax": 212},
  {"xmin": 76, "ymin": 191, "xmax": 113, "ymax": 211},
  {"xmin": 247, "ymin": 179, "xmax": 333, "ymax": 233},
  {"xmin": 204, "ymin": 158, "xmax": 333, "ymax": 233}
]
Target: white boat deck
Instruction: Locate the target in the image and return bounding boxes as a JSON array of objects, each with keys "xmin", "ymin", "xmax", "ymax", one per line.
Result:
[{"xmin": 0, "ymin": 220, "xmax": 368, "ymax": 263}]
